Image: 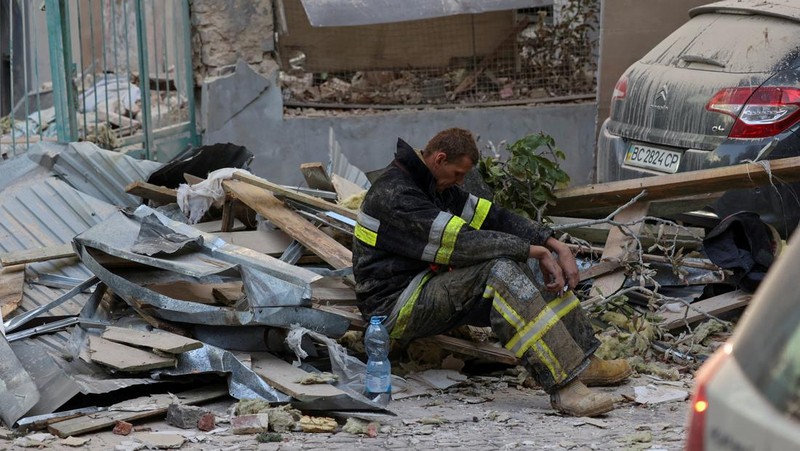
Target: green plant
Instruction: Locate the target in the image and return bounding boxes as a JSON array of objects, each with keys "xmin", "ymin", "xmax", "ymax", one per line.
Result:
[{"xmin": 478, "ymin": 132, "xmax": 570, "ymax": 222}]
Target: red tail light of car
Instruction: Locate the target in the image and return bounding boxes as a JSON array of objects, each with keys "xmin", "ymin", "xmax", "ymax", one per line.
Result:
[
  {"xmin": 685, "ymin": 343, "xmax": 733, "ymax": 451},
  {"xmin": 706, "ymin": 86, "xmax": 800, "ymax": 138},
  {"xmin": 612, "ymin": 76, "xmax": 628, "ymax": 101}
]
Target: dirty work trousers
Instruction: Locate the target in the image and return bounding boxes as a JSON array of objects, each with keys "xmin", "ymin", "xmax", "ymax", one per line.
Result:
[{"xmin": 387, "ymin": 258, "xmax": 599, "ymax": 393}]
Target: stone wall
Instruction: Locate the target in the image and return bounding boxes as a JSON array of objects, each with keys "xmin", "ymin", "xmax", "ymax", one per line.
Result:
[{"xmin": 190, "ymin": 0, "xmax": 275, "ymax": 84}]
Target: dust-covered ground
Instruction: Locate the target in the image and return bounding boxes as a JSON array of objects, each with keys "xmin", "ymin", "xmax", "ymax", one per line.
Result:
[{"xmin": 3, "ymin": 374, "xmax": 689, "ymax": 451}]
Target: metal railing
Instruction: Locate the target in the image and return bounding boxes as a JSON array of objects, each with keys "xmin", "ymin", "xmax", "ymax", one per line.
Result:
[{"xmin": 1, "ymin": 0, "xmax": 197, "ymax": 161}]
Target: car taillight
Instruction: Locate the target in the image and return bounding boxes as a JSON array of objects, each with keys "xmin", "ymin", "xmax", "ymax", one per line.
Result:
[
  {"xmin": 685, "ymin": 343, "xmax": 732, "ymax": 451},
  {"xmin": 612, "ymin": 76, "xmax": 628, "ymax": 101},
  {"xmin": 706, "ymin": 86, "xmax": 800, "ymax": 138}
]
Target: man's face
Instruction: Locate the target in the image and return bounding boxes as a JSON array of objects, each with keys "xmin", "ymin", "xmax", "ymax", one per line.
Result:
[{"xmin": 431, "ymin": 152, "xmax": 473, "ymax": 192}]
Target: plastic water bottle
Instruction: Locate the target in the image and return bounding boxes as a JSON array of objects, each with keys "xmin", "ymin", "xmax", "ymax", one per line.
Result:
[{"xmin": 364, "ymin": 315, "xmax": 391, "ymax": 406}]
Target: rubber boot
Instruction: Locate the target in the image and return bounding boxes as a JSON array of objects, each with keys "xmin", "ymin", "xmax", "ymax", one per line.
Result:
[
  {"xmin": 578, "ymin": 355, "xmax": 633, "ymax": 387},
  {"xmin": 550, "ymin": 379, "xmax": 614, "ymax": 417}
]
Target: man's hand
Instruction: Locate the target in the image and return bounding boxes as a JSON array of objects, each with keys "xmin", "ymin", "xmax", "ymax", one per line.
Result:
[
  {"xmin": 545, "ymin": 236, "xmax": 579, "ymax": 290},
  {"xmin": 529, "ymin": 245, "xmax": 565, "ymax": 292}
]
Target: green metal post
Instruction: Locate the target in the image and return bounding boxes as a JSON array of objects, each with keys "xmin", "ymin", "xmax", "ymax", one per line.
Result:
[
  {"xmin": 135, "ymin": 0, "xmax": 153, "ymax": 159},
  {"xmin": 45, "ymin": 0, "xmax": 77, "ymax": 142}
]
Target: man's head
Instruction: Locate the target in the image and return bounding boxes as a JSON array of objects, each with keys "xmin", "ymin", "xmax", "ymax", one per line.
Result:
[{"xmin": 421, "ymin": 128, "xmax": 480, "ymax": 192}]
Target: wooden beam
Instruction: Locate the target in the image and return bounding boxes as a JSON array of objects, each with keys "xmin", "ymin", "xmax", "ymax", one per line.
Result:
[
  {"xmin": 551, "ymin": 156, "xmax": 800, "ymax": 216},
  {"xmin": 47, "ymin": 386, "xmax": 227, "ymax": 438},
  {"xmin": 124, "ymin": 181, "xmax": 178, "ymax": 205},
  {"xmin": 0, "ymin": 244, "xmax": 76, "ymax": 266},
  {"xmin": 553, "ymin": 217, "xmax": 704, "ymax": 248},
  {"xmin": 224, "ymin": 180, "xmax": 352, "ymax": 269},
  {"xmin": 659, "ymin": 290, "xmax": 752, "ymax": 331},
  {"xmin": 101, "ymin": 326, "xmax": 203, "ymax": 354},
  {"xmin": 315, "ymin": 304, "xmax": 520, "ymax": 365},
  {"xmin": 232, "ymin": 171, "xmax": 358, "ymax": 220}
]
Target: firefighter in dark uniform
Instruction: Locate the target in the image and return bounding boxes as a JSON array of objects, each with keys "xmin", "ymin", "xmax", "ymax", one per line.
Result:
[{"xmin": 353, "ymin": 128, "xmax": 631, "ymax": 417}]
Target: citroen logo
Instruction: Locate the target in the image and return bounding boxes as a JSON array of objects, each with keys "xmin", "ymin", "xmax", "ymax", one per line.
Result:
[{"xmin": 651, "ymin": 85, "xmax": 669, "ymax": 111}]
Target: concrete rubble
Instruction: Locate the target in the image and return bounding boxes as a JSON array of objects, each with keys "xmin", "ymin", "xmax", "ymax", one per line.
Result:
[{"xmin": 0, "ymin": 138, "xmax": 794, "ymax": 449}]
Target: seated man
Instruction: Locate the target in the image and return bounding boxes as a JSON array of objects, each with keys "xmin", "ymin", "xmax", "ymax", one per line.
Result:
[{"xmin": 352, "ymin": 128, "xmax": 631, "ymax": 417}]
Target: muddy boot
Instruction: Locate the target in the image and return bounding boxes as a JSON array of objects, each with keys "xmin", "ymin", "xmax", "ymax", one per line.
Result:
[
  {"xmin": 550, "ymin": 379, "xmax": 614, "ymax": 417},
  {"xmin": 578, "ymin": 355, "xmax": 633, "ymax": 387}
]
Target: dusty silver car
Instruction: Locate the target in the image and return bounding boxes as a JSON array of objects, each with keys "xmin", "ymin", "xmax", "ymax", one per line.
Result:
[
  {"xmin": 685, "ymin": 224, "xmax": 800, "ymax": 450},
  {"xmin": 596, "ymin": 0, "xmax": 800, "ymax": 237}
]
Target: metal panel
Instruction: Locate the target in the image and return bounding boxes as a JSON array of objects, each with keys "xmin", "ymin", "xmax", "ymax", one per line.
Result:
[
  {"xmin": 299, "ymin": 0, "xmax": 551, "ymax": 26},
  {"xmin": 47, "ymin": 141, "xmax": 163, "ymax": 207}
]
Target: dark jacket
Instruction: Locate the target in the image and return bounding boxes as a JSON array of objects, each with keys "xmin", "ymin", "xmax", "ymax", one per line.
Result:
[{"xmin": 352, "ymin": 138, "xmax": 554, "ymax": 320}]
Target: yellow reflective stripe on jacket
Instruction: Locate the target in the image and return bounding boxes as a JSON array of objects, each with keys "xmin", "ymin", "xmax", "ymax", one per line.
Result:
[
  {"xmin": 355, "ymin": 224, "xmax": 377, "ymax": 246},
  {"xmin": 470, "ymin": 198, "xmax": 491, "ymax": 229},
  {"xmin": 421, "ymin": 212, "xmax": 465, "ymax": 264},
  {"xmin": 355, "ymin": 211, "xmax": 380, "ymax": 246},
  {"xmin": 486, "ymin": 285, "xmax": 525, "ymax": 331},
  {"xmin": 504, "ymin": 292, "xmax": 580, "ymax": 358},
  {"xmin": 434, "ymin": 215, "xmax": 466, "ymax": 264},
  {"xmin": 460, "ymin": 195, "xmax": 491, "ymax": 230},
  {"xmin": 390, "ymin": 272, "xmax": 434, "ymax": 339}
]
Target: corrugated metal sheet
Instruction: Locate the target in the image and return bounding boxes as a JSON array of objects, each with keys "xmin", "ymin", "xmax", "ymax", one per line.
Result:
[
  {"xmin": 47, "ymin": 142, "xmax": 163, "ymax": 208},
  {"xmin": 328, "ymin": 127, "xmax": 370, "ymax": 189},
  {"xmin": 0, "ymin": 177, "xmax": 118, "ymax": 317}
]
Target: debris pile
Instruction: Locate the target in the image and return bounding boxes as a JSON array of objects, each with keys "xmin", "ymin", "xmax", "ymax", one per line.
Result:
[{"xmin": 0, "ymin": 139, "xmax": 795, "ymax": 447}]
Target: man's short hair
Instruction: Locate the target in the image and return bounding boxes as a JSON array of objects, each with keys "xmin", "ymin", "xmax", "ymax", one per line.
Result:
[{"xmin": 423, "ymin": 128, "xmax": 480, "ymax": 164}]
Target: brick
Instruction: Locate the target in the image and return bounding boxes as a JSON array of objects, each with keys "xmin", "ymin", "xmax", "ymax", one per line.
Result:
[
  {"xmin": 112, "ymin": 420, "xmax": 133, "ymax": 436},
  {"xmin": 231, "ymin": 413, "xmax": 270, "ymax": 435},
  {"xmin": 197, "ymin": 412, "xmax": 216, "ymax": 432}
]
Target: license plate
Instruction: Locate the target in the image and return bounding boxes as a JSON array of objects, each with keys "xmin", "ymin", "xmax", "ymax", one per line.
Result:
[{"xmin": 624, "ymin": 144, "xmax": 681, "ymax": 173}]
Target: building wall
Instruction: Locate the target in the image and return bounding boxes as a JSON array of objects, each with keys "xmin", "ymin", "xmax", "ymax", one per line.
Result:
[{"xmin": 190, "ymin": 0, "xmax": 275, "ymax": 84}]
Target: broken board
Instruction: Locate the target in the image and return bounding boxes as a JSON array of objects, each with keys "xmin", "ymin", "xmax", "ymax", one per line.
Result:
[
  {"xmin": 590, "ymin": 201, "xmax": 650, "ymax": 298},
  {"xmin": 0, "ymin": 265, "xmax": 25, "ymax": 317},
  {"xmin": 101, "ymin": 326, "xmax": 203, "ymax": 354},
  {"xmin": 251, "ymin": 352, "xmax": 346, "ymax": 402},
  {"xmin": 659, "ymin": 290, "xmax": 752, "ymax": 331},
  {"xmin": 212, "ymin": 229, "xmax": 294, "ymax": 256},
  {"xmin": 300, "ymin": 162, "xmax": 336, "ymax": 192},
  {"xmin": 232, "ymin": 171, "xmax": 357, "ymax": 220},
  {"xmin": 88, "ymin": 336, "xmax": 177, "ymax": 372},
  {"xmin": 0, "ymin": 243, "xmax": 76, "ymax": 266},
  {"xmin": 224, "ymin": 180, "xmax": 352, "ymax": 269},
  {"xmin": 124, "ymin": 181, "xmax": 178, "ymax": 205},
  {"xmin": 48, "ymin": 386, "xmax": 228, "ymax": 438}
]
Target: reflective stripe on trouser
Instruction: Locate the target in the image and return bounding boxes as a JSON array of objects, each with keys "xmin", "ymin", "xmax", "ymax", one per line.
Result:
[{"xmin": 390, "ymin": 258, "xmax": 598, "ymax": 392}]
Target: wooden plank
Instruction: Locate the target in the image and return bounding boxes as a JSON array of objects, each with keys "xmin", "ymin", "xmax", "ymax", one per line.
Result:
[
  {"xmin": 590, "ymin": 201, "xmax": 650, "ymax": 298},
  {"xmin": 124, "ymin": 181, "xmax": 178, "ymax": 205},
  {"xmin": 96, "ymin": 107, "xmax": 141, "ymax": 130},
  {"xmin": 551, "ymin": 155, "xmax": 800, "ymax": 216},
  {"xmin": 0, "ymin": 265, "xmax": 25, "ymax": 318},
  {"xmin": 300, "ymin": 162, "xmax": 335, "ymax": 192},
  {"xmin": 88, "ymin": 336, "xmax": 176, "ymax": 372},
  {"xmin": 579, "ymin": 260, "xmax": 622, "ymax": 282},
  {"xmin": 251, "ymin": 352, "xmax": 346, "ymax": 402},
  {"xmin": 224, "ymin": 180, "xmax": 352, "ymax": 269},
  {"xmin": 48, "ymin": 385, "xmax": 228, "ymax": 438},
  {"xmin": 232, "ymin": 171, "xmax": 358, "ymax": 220},
  {"xmin": 331, "ymin": 173, "xmax": 366, "ymax": 201},
  {"xmin": 0, "ymin": 244, "xmax": 76, "ymax": 266},
  {"xmin": 101, "ymin": 326, "xmax": 203, "ymax": 354},
  {"xmin": 659, "ymin": 290, "xmax": 752, "ymax": 331},
  {"xmin": 315, "ymin": 305, "xmax": 520, "ymax": 365}
]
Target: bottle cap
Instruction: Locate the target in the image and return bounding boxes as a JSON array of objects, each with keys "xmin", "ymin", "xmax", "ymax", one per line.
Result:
[{"xmin": 369, "ymin": 315, "xmax": 387, "ymax": 325}]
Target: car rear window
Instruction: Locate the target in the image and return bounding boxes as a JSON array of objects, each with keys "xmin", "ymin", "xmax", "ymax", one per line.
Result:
[{"xmin": 639, "ymin": 13, "xmax": 800, "ymax": 73}]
